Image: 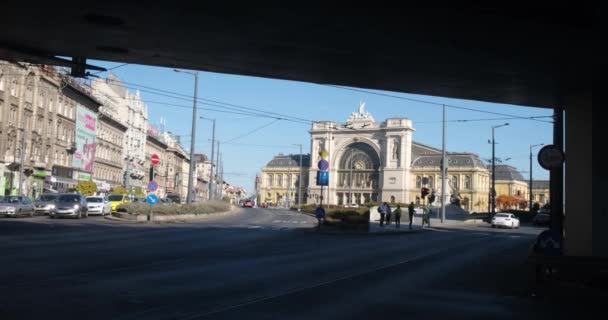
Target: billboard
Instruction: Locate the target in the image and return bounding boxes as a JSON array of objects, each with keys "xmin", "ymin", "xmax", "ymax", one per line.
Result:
[{"xmin": 73, "ymin": 105, "xmax": 97, "ymax": 173}]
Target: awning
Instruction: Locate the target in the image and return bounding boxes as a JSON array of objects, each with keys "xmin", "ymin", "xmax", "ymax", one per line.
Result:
[{"xmin": 53, "ymin": 176, "xmax": 79, "ymax": 184}]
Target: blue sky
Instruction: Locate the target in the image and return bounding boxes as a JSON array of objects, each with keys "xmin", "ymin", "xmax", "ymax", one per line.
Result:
[{"xmin": 90, "ymin": 61, "xmax": 553, "ymax": 192}]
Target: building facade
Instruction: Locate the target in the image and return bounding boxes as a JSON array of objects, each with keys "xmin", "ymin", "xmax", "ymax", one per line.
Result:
[
  {"xmin": 144, "ymin": 135, "xmax": 168, "ymax": 198},
  {"xmin": 93, "ymin": 112, "xmax": 127, "ymax": 194},
  {"xmin": 260, "ymin": 154, "xmax": 310, "ymax": 206},
  {"xmin": 530, "ymin": 180, "xmax": 550, "ymax": 206},
  {"xmin": 493, "ymin": 165, "xmax": 530, "ymax": 210}
]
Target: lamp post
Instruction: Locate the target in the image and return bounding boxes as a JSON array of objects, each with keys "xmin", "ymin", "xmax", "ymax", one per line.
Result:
[
  {"xmin": 200, "ymin": 116, "xmax": 216, "ymax": 200},
  {"xmin": 293, "ymin": 144, "xmax": 303, "ymax": 210},
  {"xmin": 529, "ymin": 143, "xmax": 544, "ymax": 211},
  {"xmin": 173, "ymin": 69, "xmax": 199, "ymax": 204},
  {"xmin": 491, "ymin": 123, "xmax": 509, "ymax": 217}
]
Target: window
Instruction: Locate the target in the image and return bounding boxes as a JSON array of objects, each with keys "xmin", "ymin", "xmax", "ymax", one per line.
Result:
[
  {"xmin": 286, "ymin": 175, "xmax": 292, "ymax": 188},
  {"xmin": 0, "ymin": 72, "xmax": 4, "ymax": 91},
  {"xmin": 267, "ymin": 174, "xmax": 273, "ymax": 187},
  {"xmin": 452, "ymin": 175, "xmax": 459, "ymax": 190},
  {"xmin": 465, "ymin": 176, "xmax": 471, "ymax": 189},
  {"xmin": 416, "ymin": 176, "xmax": 422, "ymax": 188},
  {"xmin": 10, "ymin": 79, "xmax": 18, "ymax": 97},
  {"xmin": 428, "ymin": 176, "xmax": 434, "ymax": 189},
  {"xmin": 277, "ymin": 174, "xmax": 283, "ymax": 187}
]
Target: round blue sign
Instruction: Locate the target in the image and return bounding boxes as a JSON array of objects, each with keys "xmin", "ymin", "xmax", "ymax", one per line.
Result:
[
  {"xmin": 318, "ymin": 159, "xmax": 329, "ymax": 171},
  {"xmin": 146, "ymin": 194, "xmax": 159, "ymax": 205},
  {"xmin": 147, "ymin": 180, "xmax": 158, "ymax": 192}
]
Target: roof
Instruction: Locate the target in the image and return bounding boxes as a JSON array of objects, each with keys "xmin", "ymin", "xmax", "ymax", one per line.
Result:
[
  {"xmin": 529, "ymin": 180, "xmax": 550, "ymax": 189},
  {"xmin": 266, "ymin": 154, "xmax": 310, "ymax": 168},
  {"xmin": 492, "ymin": 165, "xmax": 526, "ymax": 181},
  {"xmin": 193, "ymin": 153, "xmax": 209, "ymax": 162},
  {"xmin": 411, "ymin": 141, "xmax": 442, "ymax": 157},
  {"xmin": 411, "ymin": 153, "xmax": 487, "ymax": 169}
]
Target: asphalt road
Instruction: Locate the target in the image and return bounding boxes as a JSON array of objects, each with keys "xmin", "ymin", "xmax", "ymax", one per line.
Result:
[{"xmin": 0, "ymin": 208, "xmax": 591, "ymax": 319}]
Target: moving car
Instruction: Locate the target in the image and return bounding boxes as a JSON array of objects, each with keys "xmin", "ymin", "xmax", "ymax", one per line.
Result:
[
  {"xmin": 50, "ymin": 194, "xmax": 88, "ymax": 219},
  {"xmin": 533, "ymin": 213, "xmax": 551, "ymax": 226},
  {"xmin": 0, "ymin": 196, "xmax": 35, "ymax": 217},
  {"xmin": 491, "ymin": 213, "xmax": 520, "ymax": 229},
  {"xmin": 108, "ymin": 194, "xmax": 130, "ymax": 212},
  {"xmin": 242, "ymin": 199, "xmax": 253, "ymax": 208},
  {"xmin": 34, "ymin": 193, "xmax": 59, "ymax": 215},
  {"xmin": 86, "ymin": 196, "xmax": 111, "ymax": 215}
]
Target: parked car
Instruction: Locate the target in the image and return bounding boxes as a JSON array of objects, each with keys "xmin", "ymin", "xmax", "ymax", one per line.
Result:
[
  {"xmin": 86, "ymin": 196, "xmax": 111, "ymax": 215},
  {"xmin": 344, "ymin": 203, "xmax": 359, "ymax": 208},
  {"xmin": 533, "ymin": 213, "xmax": 551, "ymax": 226},
  {"xmin": 108, "ymin": 194, "xmax": 130, "ymax": 212},
  {"xmin": 50, "ymin": 194, "xmax": 88, "ymax": 219},
  {"xmin": 34, "ymin": 193, "xmax": 59, "ymax": 215},
  {"xmin": 242, "ymin": 199, "xmax": 254, "ymax": 208},
  {"xmin": 491, "ymin": 213, "xmax": 520, "ymax": 229},
  {"xmin": 165, "ymin": 194, "xmax": 181, "ymax": 204},
  {"xmin": 0, "ymin": 196, "xmax": 35, "ymax": 217}
]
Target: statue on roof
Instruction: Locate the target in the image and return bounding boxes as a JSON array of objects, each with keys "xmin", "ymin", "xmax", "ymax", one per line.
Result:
[{"xmin": 348, "ymin": 102, "xmax": 375, "ymax": 122}]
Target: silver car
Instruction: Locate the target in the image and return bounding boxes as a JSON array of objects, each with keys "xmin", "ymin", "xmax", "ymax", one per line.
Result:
[
  {"xmin": 0, "ymin": 196, "xmax": 35, "ymax": 217},
  {"xmin": 50, "ymin": 194, "xmax": 88, "ymax": 219},
  {"xmin": 34, "ymin": 193, "xmax": 59, "ymax": 215}
]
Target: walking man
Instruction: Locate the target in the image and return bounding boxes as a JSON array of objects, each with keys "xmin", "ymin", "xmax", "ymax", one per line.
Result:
[
  {"xmin": 394, "ymin": 205, "xmax": 402, "ymax": 228},
  {"xmin": 408, "ymin": 202, "xmax": 415, "ymax": 229},
  {"xmin": 379, "ymin": 203, "xmax": 386, "ymax": 226},
  {"xmin": 385, "ymin": 203, "xmax": 392, "ymax": 226},
  {"xmin": 315, "ymin": 205, "xmax": 326, "ymax": 229}
]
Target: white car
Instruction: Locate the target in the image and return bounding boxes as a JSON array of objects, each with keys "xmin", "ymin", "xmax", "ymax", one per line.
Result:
[
  {"xmin": 491, "ymin": 213, "xmax": 520, "ymax": 229},
  {"xmin": 344, "ymin": 203, "xmax": 359, "ymax": 208},
  {"xmin": 86, "ymin": 196, "xmax": 111, "ymax": 215}
]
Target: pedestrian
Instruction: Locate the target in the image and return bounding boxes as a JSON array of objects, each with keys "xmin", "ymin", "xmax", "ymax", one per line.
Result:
[
  {"xmin": 408, "ymin": 202, "xmax": 415, "ymax": 229},
  {"xmin": 315, "ymin": 205, "xmax": 326, "ymax": 228},
  {"xmin": 385, "ymin": 203, "xmax": 392, "ymax": 226},
  {"xmin": 378, "ymin": 203, "xmax": 386, "ymax": 226},
  {"xmin": 422, "ymin": 205, "xmax": 431, "ymax": 228},
  {"xmin": 394, "ymin": 205, "xmax": 402, "ymax": 228}
]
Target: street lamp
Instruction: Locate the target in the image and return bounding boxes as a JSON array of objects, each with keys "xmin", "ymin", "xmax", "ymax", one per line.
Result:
[
  {"xmin": 174, "ymin": 68, "xmax": 199, "ymax": 204},
  {"xmin": 491, "ymin": 123, "xmax": 509, "ymax": 217},
  {"xmin": 200, "ymin": 116, "xmax": 216, "ymax": 200},
  {"xmin": 529, "ymin": 143, "xmax": 544, "ymax": 211},
  {"xmin": 292, "ymin": 144, "xmax": 303, "ymax": 210}
]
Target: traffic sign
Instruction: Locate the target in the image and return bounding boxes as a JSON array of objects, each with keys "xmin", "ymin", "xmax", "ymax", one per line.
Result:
[
  {"xmin": 318, "ymin": 159, "xmax": 329, "ymax": 171},
  {"xmin": 538, "ymin": 145, "xmax": 564, "ymax": 170},
  {"xmin": 147, "ymin": 180, "xmax": 158, "ymax": 192},
  {"xmin": 151, "ymin": 153, "xmax": 160, "ymax": 166},
  {"xmin": 146, "ymin": 194, "xmax": 159, "ymax": 205},
  {"xmin": 317, "ymin": 171, "xmax": 329, "ymax": 186}
]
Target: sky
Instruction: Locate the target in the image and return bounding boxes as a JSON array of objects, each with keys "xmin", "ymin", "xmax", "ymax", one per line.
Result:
[{"xmin": 90, "ymin": 60, "xmax": 554, "ymax": 193}]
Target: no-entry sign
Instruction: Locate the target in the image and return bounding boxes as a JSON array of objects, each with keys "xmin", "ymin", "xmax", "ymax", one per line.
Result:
[{"xmin": 151, "ymin": 154, "xmax": 160, "ymax": 166}]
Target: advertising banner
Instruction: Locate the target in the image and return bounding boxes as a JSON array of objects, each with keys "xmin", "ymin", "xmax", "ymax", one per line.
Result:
[{"xmin": 73, "ymin": 105, "xmax": 97, "ymax": 173}]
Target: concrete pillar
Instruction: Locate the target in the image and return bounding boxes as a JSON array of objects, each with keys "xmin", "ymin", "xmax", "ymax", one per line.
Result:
[{"xmin": 564, "ymin": 92, "xmax": 605, "ymax": 256}]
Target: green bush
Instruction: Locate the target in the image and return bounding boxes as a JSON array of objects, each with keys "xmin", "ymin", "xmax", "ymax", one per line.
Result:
[
  {"xmin": 112, "ymin": 186, "xmax": 128, "ymax": 195},
  {"xmin": 116, "ymin": 200, "xmax": 231, "ymax": 215},
  {"xmin": 76, "ymin": 180, "xmax": 97, "ymax": 196}
]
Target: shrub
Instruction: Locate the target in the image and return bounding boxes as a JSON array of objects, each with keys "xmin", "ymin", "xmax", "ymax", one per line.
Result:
[
  {"xmin": 112, "ymin": 186, "xmax": 128, "ymax": 195},
  {"xmin": 76, "ymin": 180, "xmax": 97, "ymax": 196},
  {"xmin": 116, "ymin": 200, "xmax": 230, "ymax": 215}
]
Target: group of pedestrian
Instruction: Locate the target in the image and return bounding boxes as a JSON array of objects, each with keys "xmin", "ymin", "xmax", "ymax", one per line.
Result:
[{"xmin": 378, "ymin": 202, "xmax": 419, "ymax": 229}]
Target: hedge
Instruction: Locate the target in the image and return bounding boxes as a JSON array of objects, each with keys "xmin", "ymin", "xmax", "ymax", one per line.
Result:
[{"xmin": 116, "ymin": 200, "xmax": 230, "ymax": 215}]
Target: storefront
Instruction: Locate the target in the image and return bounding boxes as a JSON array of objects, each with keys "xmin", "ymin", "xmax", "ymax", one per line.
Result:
[{"xmin": 51, "ymin": 166, "xmax": 77, "ymax": 193}]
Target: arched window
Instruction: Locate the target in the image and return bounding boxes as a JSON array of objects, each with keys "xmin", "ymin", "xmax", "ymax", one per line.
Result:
[
  {"xmin": 267, "ymin": 174, "xmax": 273, "ymax": 187},
  {"xmin": 338, "ymin": 142, "xmax": 380, "ymax": 190},
  {"xmin": 452, "ymin": 175, "xmax": 459, "ymax": 190},
  {"xmin": 416, "ymin": 176, "xmax": 422, "ymax": 188},
  {"xmin": 465, "ymin": 176, "xmax": 471, "ymax": 189}
]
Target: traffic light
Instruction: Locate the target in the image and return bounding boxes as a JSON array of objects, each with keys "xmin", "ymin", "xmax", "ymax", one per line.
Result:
[
  {"xmin": 429, "ymin": 193, "xmax": 436, "ymax": 204},
  {"xmin": 421, "ymin": 187, "xmax": 429, "ymax": 198}
]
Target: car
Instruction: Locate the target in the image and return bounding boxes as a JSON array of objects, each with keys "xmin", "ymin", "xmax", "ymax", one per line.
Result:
[
  {"xmin": 0, "ymin": 196, "xmax": 35, "ymax": 217},
  {"xmin": 533, "ymin": 213, "xmax": 551, "ymax": 226},
  {"xmin": 242, "ymin": 200, "xmax": 253, "ymax": 208},
  {"xmin": 165, "ymin": 194, "xmax": 181, "ymax": 204},
  {"xmin": 491, "ymin": 213, "xmax": 520, "ymax": 229},
  {"xmin": 86, "ymin": 196, "xmax": 112, "ymax": 215},
  {"xmin": 51, "ymin": 194, "xmax": 88, "ymax": 219},
  {"xmin": 108, "ymin": 194, "xmax": 130, "ymax": 212},
  {"xmin": 344, "ymin": 203, "xmax": 359, "ymax": 208},
  {"xmin": 34, "ymin": 193, "xmax": 59, "ymax": 215}
]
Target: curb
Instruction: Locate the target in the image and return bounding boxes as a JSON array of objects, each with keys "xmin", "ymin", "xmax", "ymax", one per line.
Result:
[
  {"xmin": 105, "ymin": 207, "xmax": 236, "ymax": 223},
  {"xmin": 304, "ymin": 227, "xmax": 428, "ymax": 236}
]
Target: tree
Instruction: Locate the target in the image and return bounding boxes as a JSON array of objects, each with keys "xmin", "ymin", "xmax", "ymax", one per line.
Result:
[
  {"xmin": 532, "ymin": 202, "xmax": 540, "ymax": 212},
  {"xmin": 76, "ymin": 180, "xmax": 97, "ymax": 196},
  {"xmin": 134, "ymin": 187, "xmax": 145, "ymax": 197},
  {"xmin": 112, "ymin": 186, "xmax": 128, "ymax": 195},
  {"xmin": 496, "ymin": 195, "xmax": 518, "ymax": 210}
]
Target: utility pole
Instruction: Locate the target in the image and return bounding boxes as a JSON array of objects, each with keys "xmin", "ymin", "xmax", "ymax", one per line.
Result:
[
  {"xmin": 491, "ymin": 123, "xmax": 509, "ymax": 217},
  {"xmin": 215, "ymin": 141, "xmax": 221, "ymax": 199},
  {"xmin": 440, "ymin": 104, "xmax": 446, "ymax": 223},
  {"xmin": 293, "ymin": 144, "xmax": 303, "ymax": 209},
  {"xmin": 174, "ymin": 69, "xmax": 199, "ymax": 204},
  {"xmin": 201, "ymin": 117, "xmax": 216, "ymax": 201},
  {"xmin": 18, "ymin": 125, "xmax": 26, "ymax": 197},
  {"xmin": 349, "ymin": 148, "xmax": 354, "ymax": 205},
  {"xmin": 529, "ymin": 143, "xmax": 544, "ymax": 211}
]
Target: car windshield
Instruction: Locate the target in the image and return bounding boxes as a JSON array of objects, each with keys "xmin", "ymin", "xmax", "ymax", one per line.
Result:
[
  {"xmin": 37, "ymin": 194, "xmax": 58, "ymax": 202},
  {"xmin": 1, "ymin": 196, "xmax": 22, "ymax": 203},
  {"xmin": 58, "ymin": 195, "xmax": 80, "ymax": 203},
  {"xmin": 87, "ymin": 197, "xmax": 103, "ymax": 203},
  {"xmin": 108, "ymin": 195, "xmax": 124, "ymax": 201},
  {"xmin": 495, "ymin": 214, "xmax": 509, "ymax": 218}
]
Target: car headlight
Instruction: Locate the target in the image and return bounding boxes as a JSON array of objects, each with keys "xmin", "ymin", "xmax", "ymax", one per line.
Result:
[
  {"xmin": 7, "ymin": 207, "xmax": 15, "ymax": 212},
  {"xmin": 48, "ymin": 204, "xmax": 55, "ymax": 209},
  {"xmin": 73, "ymin": 204, "xmax": 80, "ymax": 210}
]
